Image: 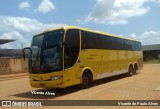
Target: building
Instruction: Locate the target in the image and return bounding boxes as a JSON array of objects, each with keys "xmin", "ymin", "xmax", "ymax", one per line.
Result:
[
  {"xmin": 0, "ymin": 39, "xmax": 29, "ymax": 74},
  {"xmin": 142, "ymin": 44, "xmax": 160, "ymax": 61}
]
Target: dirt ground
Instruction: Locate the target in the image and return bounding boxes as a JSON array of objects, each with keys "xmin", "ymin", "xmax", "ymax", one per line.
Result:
[{"xmin": 0, "ymin": 64, "xmax": 160, "ymax": 109}]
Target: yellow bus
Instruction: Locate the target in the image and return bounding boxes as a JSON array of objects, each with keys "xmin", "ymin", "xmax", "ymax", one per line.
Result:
[{"xmin": 23, "ymin": 26, "xmax": 143, "ymax": 88}]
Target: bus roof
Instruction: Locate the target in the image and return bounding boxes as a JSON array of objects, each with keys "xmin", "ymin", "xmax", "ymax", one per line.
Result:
[{"xmin": 35, "ymin": 26, "xmax": 140, "ymax": 42}]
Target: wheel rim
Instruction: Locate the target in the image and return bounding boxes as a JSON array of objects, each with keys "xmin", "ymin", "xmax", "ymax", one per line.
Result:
[{"xmin": 82, "ymin": 76, "xmax": 89, "ymax": 85}]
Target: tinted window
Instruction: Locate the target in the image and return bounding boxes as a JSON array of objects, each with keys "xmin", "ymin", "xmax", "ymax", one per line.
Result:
[
  {"xmin": 81, "ymin": 30, "xmax": 141, "ymax": 51},
  {"xmin": 64, "ymin": 29, "xmax": 80, "ymax": 68},
  {"xmin": 81, "ymin": 31, "xmax": 95, "ymax": 49},
  {"xmin": 41, "ymin": 30, "xmax": 64, "ymax": 72}
]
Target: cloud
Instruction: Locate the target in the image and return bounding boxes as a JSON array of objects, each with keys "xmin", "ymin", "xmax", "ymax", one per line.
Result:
[
  {"xmin": 158, "ymin": 0, "xmax": 160, "ymax": 2},
  {"xmin": 18, "ymin": 1, "xmax": 31, "ymax": 10},
  {"xmin": 37, "ymin": 0, "xmax": 55, "ymax": 14},
  {"xmin": 0, "ymin": 16, "xmax": 65, "ymax": 34},
  {"xmin": 156, "ymin": 0, "xmax": 160, "ymax": 5},
  {"xmin": 0, "ymin": 31, "xmax": 22, "ymax": 39},
  {"xmin": 129, "ymin": 30, "xmax": 160, "ymax": 45},
  {"xmin": 85, "ymin": 0, "xmax": 152, "ymax": 25},
  {"xmin": 0, "ymin": 16, "xmax": 66, "ymax": 49},
  {"xmin": 0, "ymin": 31, "xmax": 30, "ymax": 49}
]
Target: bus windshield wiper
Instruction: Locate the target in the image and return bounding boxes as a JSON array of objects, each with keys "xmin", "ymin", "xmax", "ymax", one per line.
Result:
[{"xmin": 32, "ymin": 50, "xmax": 40, "ymax": 72}]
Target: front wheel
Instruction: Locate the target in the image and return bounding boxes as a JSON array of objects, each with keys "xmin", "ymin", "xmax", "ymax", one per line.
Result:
[{"xmin": 81, "ymin": 73, "xmax": 93, "ymax": 89}]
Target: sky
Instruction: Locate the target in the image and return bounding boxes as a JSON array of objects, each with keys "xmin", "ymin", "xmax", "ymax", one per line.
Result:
[{"xmin": 0, "ymin": 0, "xmax": 160, "ymax": 49}]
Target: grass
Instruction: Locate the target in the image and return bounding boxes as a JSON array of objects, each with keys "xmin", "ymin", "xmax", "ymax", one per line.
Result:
[{"xmin": 144, "ymin": 59, "xmax": 160, "ymax": 64}]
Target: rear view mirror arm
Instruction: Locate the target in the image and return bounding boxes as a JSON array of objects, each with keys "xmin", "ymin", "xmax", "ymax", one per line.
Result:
[{"xmin": 22, "ymin": 47, "xmax": 32, "ymax": 60}]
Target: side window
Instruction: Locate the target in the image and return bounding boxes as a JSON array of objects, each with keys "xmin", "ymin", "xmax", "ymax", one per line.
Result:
[
  {"xmin": 81, "ymin": 31, "xmax": 90, "ymax": 49},
  {"xmin": 81, "ymin": 31, "xmax": 99, "ymax": 49},
  {"xmin": 64, "ymin": 29, "xmax": 80, "ymax": 68}
]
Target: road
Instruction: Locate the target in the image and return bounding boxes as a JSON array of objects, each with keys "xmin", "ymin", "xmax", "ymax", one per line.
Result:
[{"xmin": 0, "ymin": 64, "xmax": 160, "ymax": 109}]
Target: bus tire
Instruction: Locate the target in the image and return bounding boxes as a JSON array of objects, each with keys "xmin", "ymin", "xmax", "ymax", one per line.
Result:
[
  {"xmin": 134, "ymin": 64, "xmax": 138, "ymax": 74},
  {"xmin": 81, "ymin": 73, "xmax": 93, "ymax": 89},
  {"xmin": 127, "ymin": 65, "xmax": 134, "ymax": 77}
]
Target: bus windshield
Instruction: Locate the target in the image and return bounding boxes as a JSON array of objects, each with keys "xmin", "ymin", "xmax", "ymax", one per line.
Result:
[{"xmin": 29, "ymin": 29, "xmax": 64, "ymax": 73}]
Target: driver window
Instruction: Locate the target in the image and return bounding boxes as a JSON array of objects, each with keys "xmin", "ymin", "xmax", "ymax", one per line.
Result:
[{"xmin": 64, "ymin": 29, "xmax": 80, "ymax": 68}]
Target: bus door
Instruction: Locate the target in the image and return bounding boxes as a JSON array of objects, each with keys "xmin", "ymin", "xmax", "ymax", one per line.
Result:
[{"xmin": 63, "ymin": 29, "xmax": 81, "ymax": 87}]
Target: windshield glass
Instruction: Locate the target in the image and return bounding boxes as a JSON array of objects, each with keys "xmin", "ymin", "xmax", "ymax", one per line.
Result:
[
  {"xmin": 29, "ymin": 29, "xmax": 64, "ymax": 73},
  {"xmin": 41, "ymin": 30, "xmax": 64, "ymax": 72},
  {"xmin": 29, "ymin": 35, "xmax": 44, "ymax": 73}
]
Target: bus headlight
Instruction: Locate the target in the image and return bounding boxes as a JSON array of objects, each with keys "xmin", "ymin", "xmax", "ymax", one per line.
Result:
[{"xmin": 51, "ymin": 76, "xmax": 63, "ymax": 80}]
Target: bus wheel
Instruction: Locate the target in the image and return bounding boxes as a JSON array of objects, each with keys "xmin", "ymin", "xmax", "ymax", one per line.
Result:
[
  {"xmin": 134, "ymin": 65, "xmax": 138, "ymax": 74},
  {"xmin": 127, "ymin": 65, "xmax": 134, "ymax": 77},
  {"xmin": 81, "ymin": 73, "xmax": 93, "ymax": 89}
]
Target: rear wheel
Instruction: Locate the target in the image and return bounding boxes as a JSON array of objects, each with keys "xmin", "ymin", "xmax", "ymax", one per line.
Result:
[
  {"xmin": 127, "ymin": 65, "xmax": 134, "ymax": 77},
  {"xmin": 81, "ymin": 73, "xmax": 93, "ymax": 89},
  {"xmin": 134, "ymin": 65, "xmax": 138, "ymax": 74}
]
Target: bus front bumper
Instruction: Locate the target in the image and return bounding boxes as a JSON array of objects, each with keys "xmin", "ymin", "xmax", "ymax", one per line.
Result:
[{"xmin": 29, "ymin": 78, "xmax": 66, "ymax": 88}]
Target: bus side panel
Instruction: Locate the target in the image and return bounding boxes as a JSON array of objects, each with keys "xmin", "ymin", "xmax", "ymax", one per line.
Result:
[
  {"xmin": 80, "ymin": 49, "xmax": 98, "ymax": 80},
  {"xmin": 63, "ymin": 62, "xmax": 81, "ymax": 87},
  {"xmin": 80, "ymin": 49, "xmax": 121, "ymax": 80},
  {"xmin": 78, "ymin": 49, "xmax": 143, "ymax": 81}
]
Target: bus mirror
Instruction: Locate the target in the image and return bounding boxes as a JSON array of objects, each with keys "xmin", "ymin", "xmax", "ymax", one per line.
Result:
[
  {"xmin": 62, "ymin": 41, "xmax": 67, "ymax": 46},
  {"xmin": 22, "ymin": 47, "xmax": 32, "ymax": 61},
  {"xmin": 22, "ymin": 49, "xmax": 25, "ymax": 60}
]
